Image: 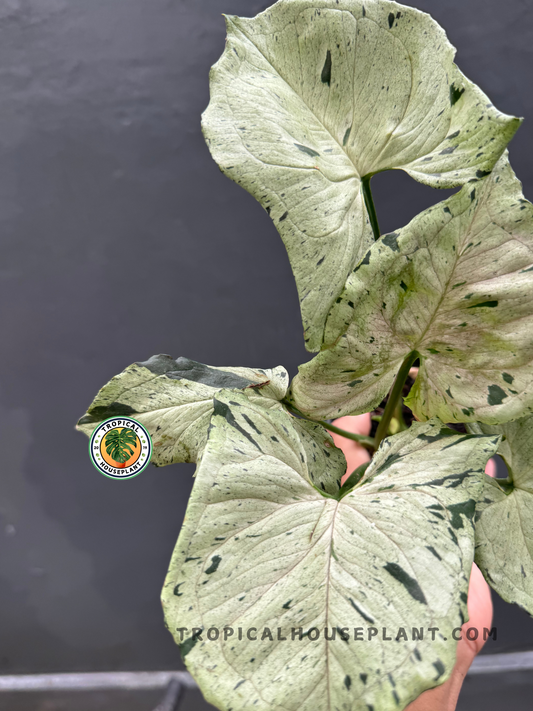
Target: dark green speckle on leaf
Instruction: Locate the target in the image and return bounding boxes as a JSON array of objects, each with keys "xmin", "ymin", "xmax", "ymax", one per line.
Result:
[
  {"xmin": 321, "ymin": 50, "xmax": 332, "ymax": 86},
  {"xmin": 447, "ymin": 500, "xmax": 477, "ymax": 529},
  {"xmin": 382, "ymin": 232, "xmax": 400, "ymax": 252},
  {"xmin": 384, "ymin": 563, "xmax": 427, "ymax": 605},
  {"xmin": 180, "ymin": 634, "xmax": 200, "ymax": 659},
  {"xmin": 488, "ymin": 384, "xmax": 508, "ymax": 406},
  {"xmin": 205, "ymin": 555, "xmax": 222, "ymax": 575},
  {"xmin": 450, "ymin": 83, "xmax": 465, "ymax": 105},
  {"xmin": 294, "ymin": 143, "xmax": 320, "ymax": 158},
  {"xmin": 468, "ymin": 300, "xmax": 498, "ymax": 309},
  {"xmin": 433, "ymin": 660, "xmax": 446, "ymax": 680}
]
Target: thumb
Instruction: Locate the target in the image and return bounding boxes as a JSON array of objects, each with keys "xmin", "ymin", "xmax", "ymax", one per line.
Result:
[{"xmin": 406, "ymin": 563, "xmax": 493, "ymax": 710}]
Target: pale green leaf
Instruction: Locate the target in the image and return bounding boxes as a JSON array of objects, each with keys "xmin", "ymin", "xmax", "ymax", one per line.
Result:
[
  {"xmin": 291, "ymin": 418, "xmax": 346, "ymax": 496},
  {"xmin": 291, "ymin": 155, "xmax": 533, "ymax": 422},
  {"xmin": 469, "ymin": 418, "xmax": 533, "ymax": 616},
  {"xmin": 162, "ymin": 394, "xmax": 498, "ymax": 711},
  {"xmin": 77, "ymin": 355, "xmax": 289, "ymax": 465},
  {"xmin": 203, "ymin": 0, "xmax": 520, "ymax": 350}
]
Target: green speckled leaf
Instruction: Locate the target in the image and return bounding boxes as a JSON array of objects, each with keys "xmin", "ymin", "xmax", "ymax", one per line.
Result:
[
  {"xmin": 291, "ymin": 418, "xmax": 346, "ymax": 496},
  {"xmin": 162, "ymin": 397, "xmax": 498, "ymax": 711},
  {"xmin": 203, "ymin": 0, "xmax": 520, "ymax": 350},
  {"xmin": 469, "ymin": 418, "xmax": 533, "ymax": 616},
  {"xmin": 76, "ymin": 355, "xmax": 289, "ymax": 465},
  {"xmin": 291, "ymin": 155, "xmax": 533, "ymax": 423}
]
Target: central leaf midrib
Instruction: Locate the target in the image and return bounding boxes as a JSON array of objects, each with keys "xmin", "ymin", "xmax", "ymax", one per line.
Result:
[
  {"xmin": 203, "ymin": 495, "xmax": 339, "ymax": 707},
  {"xmin": 324, "ymin": 499, "xmax": 341, "ymax": 711},
  {"xmin": 411, "ymin": 175, "xmax": 495, "ymax": 353}
]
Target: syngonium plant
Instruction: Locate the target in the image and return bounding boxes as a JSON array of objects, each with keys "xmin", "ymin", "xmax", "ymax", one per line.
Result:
[{"xmin": 77, "ymin": 1, "xmax": 533, "ymax": 709}]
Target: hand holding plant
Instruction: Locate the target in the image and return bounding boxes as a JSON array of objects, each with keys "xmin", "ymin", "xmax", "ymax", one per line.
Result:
[{"xmin": 332, "ymin": 416, "xmax": 495, "ymax": 711}]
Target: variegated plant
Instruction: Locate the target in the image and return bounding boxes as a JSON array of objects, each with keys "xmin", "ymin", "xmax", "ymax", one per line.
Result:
[{"xmin": 78, "ymin": 1, "xmax": 532, "ymax": 709}]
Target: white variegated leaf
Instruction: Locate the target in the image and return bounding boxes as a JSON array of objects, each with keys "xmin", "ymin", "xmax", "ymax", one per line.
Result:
[
  {"xmin": 291, "ymin": 155, "xmax": 533, "ymax": 423},
  {"xmin": 77, "ymin": 355, "xmax": 289, "ymax": 465},
  {"xmin": 291, "ymin": 418, "xmax": 347, "ymax": 496},
  {"xmin": 162, "ymin": 393, "xmax": 498, "ymax": 711},
  {"xmin": 469, "ymin": 418, "xmax": 533, "ymax": 616},
  {"xmin": 203, "ymin": 0, "xmax": 520, "ymax": 350}
]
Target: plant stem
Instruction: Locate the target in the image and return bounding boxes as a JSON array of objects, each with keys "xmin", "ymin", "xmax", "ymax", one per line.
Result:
[
  {"xmin": 282, "ymin": 400, "xmax": 375, "ymax": 451},
  {"xmin": 374, "ymin": 351, "xmax": 419, "ymax": 449},
  {"xmin": 394, "ymin": 398, "xmax": 407, "ymax": 432},
  {"xmin": 362, "ymin": 175, "xmax": 381, "ymax": 241},
  {"xmin": 320, "ymin": 420, "xmax": 376, "ymax": 450}
]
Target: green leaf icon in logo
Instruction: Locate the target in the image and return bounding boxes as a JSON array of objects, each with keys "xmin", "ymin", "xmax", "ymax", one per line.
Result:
[{"xmin": 104, "ymin": 428, "xmax": 138, "ymax": 466}]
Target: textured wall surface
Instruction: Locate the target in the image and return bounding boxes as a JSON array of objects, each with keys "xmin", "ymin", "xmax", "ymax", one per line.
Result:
[{"xmin": 0, "ymin": 0, "xmax": 532, "ymax": 707}]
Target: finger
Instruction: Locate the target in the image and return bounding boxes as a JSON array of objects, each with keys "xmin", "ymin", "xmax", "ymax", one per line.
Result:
[
  {"xmin": 332, "ymin": 410, "xmax": 495, "ymax": 710},
  {"xmin": 485, "ymin": 458, "xmax": 497, "ymax": 478},
  {"xmin": 331, "ymin": 415, "xmax": 372, "ymax": 484},
  {"xmin": 457, "ymin": 563, "xmax": 493, "ymax": 660},
  {"xmin": 405, "ymin": 563, "xmax": 493, "ymax": 711},
  {"xmin": 339, "ymin": 447, "xmax": 371, "ymax": 484},
  {"xmin": 332, "ymin": 414, "xmax": 372, "ymax": 437}
]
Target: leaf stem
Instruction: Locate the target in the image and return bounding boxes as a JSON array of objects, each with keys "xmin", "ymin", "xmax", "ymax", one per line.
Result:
[
  {"xmin": 337, "ymin": 462, "xmax": 371, "ymax": 500},
  {"xmin": 374, "ymin": 351, "xmax": 419, "ymax": 449},
  {"xmin": 282, "ymin": 400, "xmax": 375, "ymax": 450},
  {"xmin": 394, "ymin": 398, "xmax": 408, "ymax": 432},
  {"xmin": 362, "ymin": 175, "xmax": 381, "ymax": 241}
]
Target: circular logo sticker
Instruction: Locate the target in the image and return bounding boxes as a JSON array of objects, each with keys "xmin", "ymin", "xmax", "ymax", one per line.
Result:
[{"xmin": 89, "ymin": 418, "xmax": 153, "ymax": 479}]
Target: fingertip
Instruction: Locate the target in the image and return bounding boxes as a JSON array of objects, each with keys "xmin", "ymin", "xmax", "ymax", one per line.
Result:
[
  {"xmin": 332, "ymin": 413, "xmax": 372, "ymax": 437},
  {"xmin": 485, "ymin": 458, "xmax": 497, "ymax": 478},
  {"xmin": 340, "ymin": 448, "xmax": 371, "ymax": 484},
  {"xmin": 456, "ymin": 563, "xmax": 493, "ymax": 670}
]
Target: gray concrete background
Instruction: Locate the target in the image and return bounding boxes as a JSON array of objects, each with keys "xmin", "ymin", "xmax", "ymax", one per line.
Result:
[{"xmin": 0, "ymin": 0, "xmax": 532, "ymax": 707}]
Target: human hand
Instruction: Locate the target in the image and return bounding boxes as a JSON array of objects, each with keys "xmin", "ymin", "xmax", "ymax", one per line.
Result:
[
  {"xmin": 331, "ymin": 417, "xmax": 495, "ymax": 711},
  {"xmin": 330, "ymin": 414, "xmax": 372, "ymax": 484}
]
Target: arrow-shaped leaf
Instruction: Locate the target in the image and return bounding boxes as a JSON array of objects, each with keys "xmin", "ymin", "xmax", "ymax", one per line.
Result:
[
  {"xmin": 203, "ymin": 0, "xmax": 520, "ymax": 350},
  {"xmin": 162, "ymin": 392, "xmax": 498, "ymax": 711},
  {"xmin": 291, "ymin": 155, "xmax": 533, "ymax": 423}
]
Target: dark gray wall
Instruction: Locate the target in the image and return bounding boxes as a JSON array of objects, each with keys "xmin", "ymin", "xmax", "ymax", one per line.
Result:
[{"xmin": 0, "ymin": 0, "xmax": 532, "ymax": 704}]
